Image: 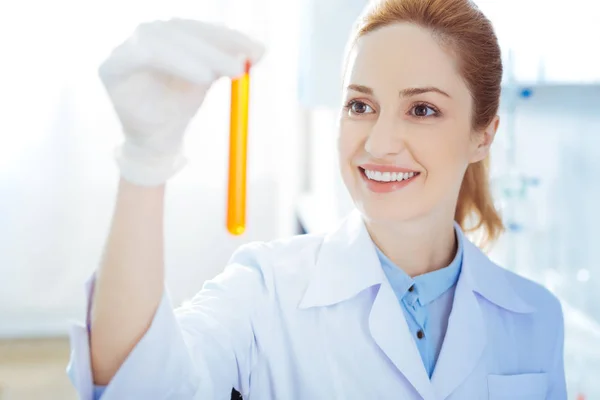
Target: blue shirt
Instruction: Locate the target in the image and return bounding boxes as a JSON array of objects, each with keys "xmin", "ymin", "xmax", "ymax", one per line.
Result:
[
  {"xmin": 94, "ymin": 385, "xmax": 105, "ymax": 399},
  {"xmin": 376, "ymin": 227, "xmax": 463, "ymax": 379}
]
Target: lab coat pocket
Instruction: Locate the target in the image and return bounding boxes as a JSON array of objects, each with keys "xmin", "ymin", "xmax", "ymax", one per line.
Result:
[{"xmin": 487, "ymin": 373, "xmax": 548, "ymax": 400}]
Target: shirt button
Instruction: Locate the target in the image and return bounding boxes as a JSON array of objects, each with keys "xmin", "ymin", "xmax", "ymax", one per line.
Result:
[
  {"xmin": 408, "ymin": 285, "xmax": 415, "ymax": 292},
  {"xmin": 417, "ymin": 330, "xmax": 424, "ymax": 339}
]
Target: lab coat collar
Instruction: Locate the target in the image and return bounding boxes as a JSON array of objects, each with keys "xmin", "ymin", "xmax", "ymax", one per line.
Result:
[
  {"xmin": 298, "ymin": 209, "xmax": 536, "ymax": 399},
  {"xmin": 460, "ymin": 233, "xmax": 536, "ymax": 314},
  {"xmin": 298, "ymin": 209, "xmax": 535, "ymax": 314},
  {"xmin": 298, "ymin": 209, "xmax": 385, "ymax": 309}
]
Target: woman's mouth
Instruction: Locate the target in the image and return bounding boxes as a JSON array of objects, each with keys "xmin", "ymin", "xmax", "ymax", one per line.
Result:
[{"xmin": 359, "ymin": 167, "xmax": 421, "ymax": 193}]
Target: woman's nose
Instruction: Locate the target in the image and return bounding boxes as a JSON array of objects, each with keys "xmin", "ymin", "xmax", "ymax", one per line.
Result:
[{"xmin": 364, "ymin": 115, "xmax": 407, "ymax": 159}]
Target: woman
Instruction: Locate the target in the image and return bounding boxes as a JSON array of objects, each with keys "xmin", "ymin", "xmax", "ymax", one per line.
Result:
[{"xmin": 67, "ymin": 0, "xmax": 567, "ymax": 398}]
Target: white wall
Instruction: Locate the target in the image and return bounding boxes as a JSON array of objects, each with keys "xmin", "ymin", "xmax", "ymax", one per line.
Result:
[{"xmin": 490, "ymin": 85, "xmax": 600, "ymax": 314}]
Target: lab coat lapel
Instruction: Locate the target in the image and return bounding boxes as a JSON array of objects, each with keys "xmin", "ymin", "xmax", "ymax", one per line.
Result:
[
  {"xmin": 431, "ymin": 230, "xmax": 535, "ymax": 399},
  {"xmin": 370, "ymin": 280, "xmax": 436, "ymax": 400},
  {"xmin": 430, "ymin": 243, "xmax": 486, "ymax": 400}
]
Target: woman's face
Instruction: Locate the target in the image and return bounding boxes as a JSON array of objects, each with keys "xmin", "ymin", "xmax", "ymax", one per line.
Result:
[{"xmin": 338, "ymin": 22, "xmax": 496, "ymax": 225}]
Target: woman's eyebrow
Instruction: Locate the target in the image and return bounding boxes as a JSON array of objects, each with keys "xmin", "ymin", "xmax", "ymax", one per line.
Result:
[
  {"xmin": 347, "ymin": 84, "xmax": 451, "ymax": 99},
  {"xmin": 400, "ymin": 86, "xmax": 451, "ymax": 98},
  {"xmin": 347, "ymin": 84, "xmax": 373, "ymax": 95}
]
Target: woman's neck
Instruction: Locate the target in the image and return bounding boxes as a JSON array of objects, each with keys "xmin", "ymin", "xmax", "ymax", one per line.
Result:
[{"xmin": 365, "ymin": 216, "xmax": 457, "ymax": 278}]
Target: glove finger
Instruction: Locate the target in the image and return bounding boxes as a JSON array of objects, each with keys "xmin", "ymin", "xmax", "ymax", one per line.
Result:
[
  {"xmin": 169, "ymin": 18, "xmax": 266, "ymax": 67},
  {"xmin": 152, "ymin": 20, "xmax": 250, "ymax": 79},
  {"xmin": 99, "ymin": 21, "xmax": 220, "ymax": 87},
  {"xmin": 98, "ymin": 39, "xmax": 154, "ymax": 85}
]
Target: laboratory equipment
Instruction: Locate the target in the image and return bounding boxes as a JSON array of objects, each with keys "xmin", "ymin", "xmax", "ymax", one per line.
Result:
[{"xmin": 227, "ymin": 60, "xmax": 251, "ymax": 235}]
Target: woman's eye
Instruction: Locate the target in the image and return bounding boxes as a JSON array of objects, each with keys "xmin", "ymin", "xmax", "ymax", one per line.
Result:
[
  {"xmin": 348, "ymin": 101, "xmax": 374, "ymax": 115},
  {"xmin": 412, "ymin": 104, "xmax": 437, "ymax": 118}
]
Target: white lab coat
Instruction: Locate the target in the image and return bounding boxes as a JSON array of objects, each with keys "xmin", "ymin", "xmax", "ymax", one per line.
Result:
[{"xmin": 67, "ymin": 210, "xmax": 566, "ymax": 399}]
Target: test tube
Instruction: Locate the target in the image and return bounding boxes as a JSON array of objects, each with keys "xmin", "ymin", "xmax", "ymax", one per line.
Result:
[{"xmin": 227, "ymin": 60, "xmax": 251, "ymax": 235}]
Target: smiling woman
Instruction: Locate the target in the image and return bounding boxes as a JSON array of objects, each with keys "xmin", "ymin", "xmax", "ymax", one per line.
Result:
[
  {"xmin": 339, "ymin": 1, "xmax": 504, "ymax": 257},
  {"xmin": 66, "ymin": 0, "xmax": 566, "ymax": 399}
]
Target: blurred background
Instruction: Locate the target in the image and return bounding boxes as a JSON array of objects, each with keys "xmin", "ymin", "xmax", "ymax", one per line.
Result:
[{"xmin": 0, "ymin": 0, "xmax": 598, "ymax": 398}]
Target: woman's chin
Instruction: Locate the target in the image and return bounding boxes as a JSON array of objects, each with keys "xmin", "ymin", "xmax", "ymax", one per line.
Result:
[{"xmin": 356, "ymin": 201, "xmax": 422, "ymax": 224}]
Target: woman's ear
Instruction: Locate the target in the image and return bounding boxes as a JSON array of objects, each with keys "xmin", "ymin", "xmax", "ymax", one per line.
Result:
[{"xmin": 470, "ymin": 115, "xmax": 499, "ymax": 163}]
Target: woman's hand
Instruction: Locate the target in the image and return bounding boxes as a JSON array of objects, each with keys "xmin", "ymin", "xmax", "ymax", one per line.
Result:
[{"xmin": 99, "ymin": 18, "xmax": 265, "ymax": 186}]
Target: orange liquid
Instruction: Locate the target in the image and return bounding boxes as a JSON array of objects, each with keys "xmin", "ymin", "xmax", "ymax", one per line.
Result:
[{"xmin": 227, "ymin": 60, "xmax": 251, "ymax": 235}]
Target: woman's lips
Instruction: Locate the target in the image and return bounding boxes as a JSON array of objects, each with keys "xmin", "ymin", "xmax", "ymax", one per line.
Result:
[
  {"xmin": 359, "ymin": 167, "xmax": 420, "ymax": 193},
  {"xmin": 359, "ymin": 163, "xmax": 420, "ymax": 173}
]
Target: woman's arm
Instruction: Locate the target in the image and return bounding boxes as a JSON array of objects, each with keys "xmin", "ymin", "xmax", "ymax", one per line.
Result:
[
  {"xmin": 66, "ymin": 18, "xmax": 265, "ymax": 398},
  {"xmin": 90, "ymin": 178, "xmax": 166, "ymax": 385}
]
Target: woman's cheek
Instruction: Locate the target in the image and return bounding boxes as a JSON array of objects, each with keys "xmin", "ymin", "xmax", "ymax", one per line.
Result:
[
  {"xmin": 426, "ymin": 139, "xmax": 471, "ymax": 191},
  {"xmin": 338, "ymin": 121, "xmax": 365, "ymax": 158}
]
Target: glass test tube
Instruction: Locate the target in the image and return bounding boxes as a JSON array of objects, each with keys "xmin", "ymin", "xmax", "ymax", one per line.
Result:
[{"xmin": 227, "ymin": 60, "xmax": 251, "ymax": 235}]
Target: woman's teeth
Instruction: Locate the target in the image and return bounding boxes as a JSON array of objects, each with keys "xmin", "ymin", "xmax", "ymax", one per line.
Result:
[{"xmin": 364, "ymin": 169, "xmax": 418, "ymax": 182}]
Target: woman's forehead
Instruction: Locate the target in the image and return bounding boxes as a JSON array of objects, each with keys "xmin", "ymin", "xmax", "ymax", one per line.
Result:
[{"xmin": 345, "ymin": 23, "xmax": 468, "ymax": 100}]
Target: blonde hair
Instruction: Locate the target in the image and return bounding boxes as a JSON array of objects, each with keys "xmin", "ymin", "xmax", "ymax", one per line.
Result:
[{"xmin": 349, "ymin": 0, "xmax": 504, "ymax": 247}]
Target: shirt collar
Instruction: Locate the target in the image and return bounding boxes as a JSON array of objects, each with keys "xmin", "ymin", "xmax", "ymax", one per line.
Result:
[{"xmin": 376, "ymin": 224, "xmax": 463, "ymax": 306}]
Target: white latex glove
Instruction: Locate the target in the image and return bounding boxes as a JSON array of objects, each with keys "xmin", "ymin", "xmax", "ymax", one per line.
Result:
[{"xmin": 99, "ymin": 18, "xmax": 265, "ymax": 186}]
